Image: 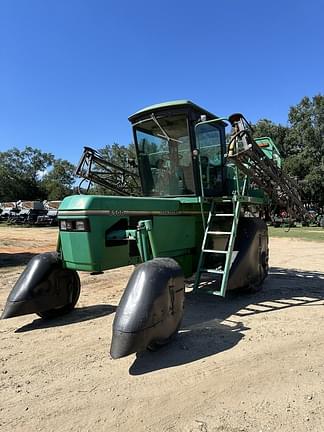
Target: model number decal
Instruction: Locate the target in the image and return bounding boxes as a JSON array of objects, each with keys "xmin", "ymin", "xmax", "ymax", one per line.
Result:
[
  {"xmin": 107, "ymin": 210, "xmax": 126, "ymax": 216},
  {"xmin": 159, "ymin": 210, "xmax": 179, "ymax": 215}
]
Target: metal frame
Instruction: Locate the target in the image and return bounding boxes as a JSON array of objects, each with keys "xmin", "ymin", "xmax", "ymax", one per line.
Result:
[{"xmin": 75, "ymin": 147, "xmax": 140, "ymax": 196}]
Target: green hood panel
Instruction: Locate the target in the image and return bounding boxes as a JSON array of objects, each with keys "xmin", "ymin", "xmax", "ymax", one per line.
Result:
[{"xmin": 59, "ymin": 195, "xmax": 182, "ymax": 212}]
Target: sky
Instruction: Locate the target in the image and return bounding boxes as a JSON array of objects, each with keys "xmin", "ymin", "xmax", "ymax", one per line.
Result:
[{"xmin": 0, "ymin": 0, "xmax": 323, "ymax": 163}]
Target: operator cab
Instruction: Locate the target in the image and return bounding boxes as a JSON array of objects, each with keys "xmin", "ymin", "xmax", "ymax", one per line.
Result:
[{"xmin": 129, "ymin": 100, "xmax": 227, "ymax": 198}]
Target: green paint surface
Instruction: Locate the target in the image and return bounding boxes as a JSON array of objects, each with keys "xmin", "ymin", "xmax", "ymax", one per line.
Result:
[{"xmin": 58, "ymin": 195, "xmax": 204, "ymax": 274}]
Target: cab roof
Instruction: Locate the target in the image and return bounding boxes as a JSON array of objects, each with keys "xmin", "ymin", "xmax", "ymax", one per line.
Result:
[{"xmin": 128, "ymin": 99, "xmax": 219, "ymax": 123}]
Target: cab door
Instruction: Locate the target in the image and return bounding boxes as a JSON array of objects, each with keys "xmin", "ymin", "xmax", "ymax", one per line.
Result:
[{"xmin": 196, "ymin": 123, "xmax": 226, "ymax": 196}]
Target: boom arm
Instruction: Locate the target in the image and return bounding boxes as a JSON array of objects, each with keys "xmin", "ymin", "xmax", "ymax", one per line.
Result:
[
  {"xmin": 227, "ymin": 114, "xmax": 307, "ymax": 219},
  {"xmin": 75, "ymin": 146, "xmax": 141, "ymax": 196}
]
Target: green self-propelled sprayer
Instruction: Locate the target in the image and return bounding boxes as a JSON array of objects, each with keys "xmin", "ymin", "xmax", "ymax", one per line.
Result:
[{"xmin": 1, "ymin": 100, "xmax": 307, "ymax": 358}]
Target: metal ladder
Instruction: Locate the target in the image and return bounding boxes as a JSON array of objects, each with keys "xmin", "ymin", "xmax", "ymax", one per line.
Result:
[{"xmin": 193, "ymin": 199, "xmax": 241, "ymax": 297}]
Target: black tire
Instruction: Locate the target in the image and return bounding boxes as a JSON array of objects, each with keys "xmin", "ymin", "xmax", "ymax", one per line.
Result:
[
  {"xmin": 147, "ymin": 321, "xmax": 182, "ymax": 351},
  {"xmin": 238, "ymin": 250, "xmax": 269, "ymax": 295},
  {"xmin": 37, "ymin": 269, "xmax": 81, "ymax": 319}
]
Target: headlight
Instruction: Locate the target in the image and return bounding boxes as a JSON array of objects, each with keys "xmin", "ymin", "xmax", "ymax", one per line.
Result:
[
  {"xmin": 60, "ymin": 220, "xmax": 67, "ymax": 231},
  {"xmin": 75, "ymin": 220, "xmax": 86, "ymax": 231},
  {"xmin": 59, "ymin": 219, "xmax": 90, "ymax": 232}
]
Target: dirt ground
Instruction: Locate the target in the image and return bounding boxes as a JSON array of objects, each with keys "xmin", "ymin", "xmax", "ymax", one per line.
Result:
[{"xmin": 1, "ymin": 227, "xmax": 324, "ymax": 432}]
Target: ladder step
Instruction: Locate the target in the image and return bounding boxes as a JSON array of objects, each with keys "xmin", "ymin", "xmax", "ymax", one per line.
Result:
[
  {"xmin": 207, "ymin": 231, "xmax": 232, "ymax": 235},
  {"xmin": 205, "ymin": 290, "xmax": 223, "ymax": 297},
  {"xmin": 200, "ymin": 268, "xmax": 224, "ymax": 274},
  {"xmin": 202, "ymin": 249, "xmax": 228, "ymax": 254},
  {"xmin": 213, "ymin": 213, "xmax": 234, "ymax": 217},
  {"xmin": 193, "ymin": 199, "xmax": 241, "ymax": 297}
]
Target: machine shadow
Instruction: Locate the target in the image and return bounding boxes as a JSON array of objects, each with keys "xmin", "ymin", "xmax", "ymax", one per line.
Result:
[
  {"xmin": 0, "ymin": 252, "xmax": 37, "ymax": 267},
  {"xmin": 129, "ymin": 266, "xmax": 324, "ymax": 375},
  {"xmin": 15, "ymin": 304, "xmax": 117, "ymax": 333}
]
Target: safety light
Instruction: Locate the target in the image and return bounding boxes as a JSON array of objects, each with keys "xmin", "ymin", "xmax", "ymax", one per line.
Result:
[{"xmin": 59, "ymin": 219, "xmax": 90, "ymax": 232}]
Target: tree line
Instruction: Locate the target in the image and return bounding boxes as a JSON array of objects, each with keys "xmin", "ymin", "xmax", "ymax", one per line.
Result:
[
  {"xmin": 1, "ymin": 94, "xmax": 323, "ymax": 205},
  {"xmin": 0, "ymin": 148, "xmax": 75, "ymax": 201}
]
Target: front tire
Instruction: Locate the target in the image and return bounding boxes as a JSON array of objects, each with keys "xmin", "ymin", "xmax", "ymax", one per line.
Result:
[
  {"xmin": 147, "ymin": 322, "xmax": 182, "ymax": 351},
  {"xmin": 37, "ymin": 269, "xmax": 81, "ymax": 319}
]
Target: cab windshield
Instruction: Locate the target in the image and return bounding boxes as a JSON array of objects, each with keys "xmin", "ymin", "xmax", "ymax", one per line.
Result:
[{"xmin": 134, "ymin": 114, "xmax": 195, "ymax": 196}]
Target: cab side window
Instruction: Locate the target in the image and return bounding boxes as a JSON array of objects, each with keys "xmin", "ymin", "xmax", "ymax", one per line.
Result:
[{"xmin": 196, "ymin": 124, "xmax": 223, "ymax": 195}]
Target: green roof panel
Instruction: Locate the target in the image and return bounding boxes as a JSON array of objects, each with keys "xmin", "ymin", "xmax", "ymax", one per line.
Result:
[{"xmin": 129, "ymin": 99, "xmax": 218, "ymax": 122}]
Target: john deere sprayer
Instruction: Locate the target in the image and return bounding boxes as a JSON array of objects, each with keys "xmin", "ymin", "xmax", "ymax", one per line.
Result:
[{"xmin": 2, "ymin": 100, "xmax": 306, "ymax": 358}]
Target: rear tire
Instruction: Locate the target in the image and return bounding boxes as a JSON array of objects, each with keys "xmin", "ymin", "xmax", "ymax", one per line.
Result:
[
  {"xmin": 238, "ymin": 250, "xmax": 269, "ymax": 295},
  {"xmin": 37, "ymin": 269, "xmax": 81, "ymax": 319}
]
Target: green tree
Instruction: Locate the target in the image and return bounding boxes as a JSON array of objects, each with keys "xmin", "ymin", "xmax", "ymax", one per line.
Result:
[
  {"xmin": 284, "ymin": 95, "xmax": 324, "ymax": 206},
  {"xmin": 41, "ymin": 159, "xmax": 75, "ymax": 200},
  {"xmin": 285, "ymin": 95, "xmax": 324, "ymax": 158},
  {"xmin": 0, "ymin": 147, "xmax": 54, "ymax": 201},
  {"xmin": 98, "ymin": 142, "xmax": 137, "ymax": 165}
]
